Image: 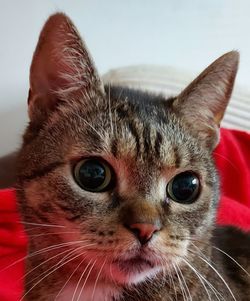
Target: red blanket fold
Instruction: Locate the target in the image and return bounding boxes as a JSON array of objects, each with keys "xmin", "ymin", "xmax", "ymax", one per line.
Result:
[
  {"xmin": 0, "ymin": 189, "xmax": 27, "ymax": 301},
  {"xmin": 0, "ymin": 128, "xmax": 250, "ymax": 300},
  {"xmin": 215, "ymin": 128, "xmax": 250, "ymax": 230}
]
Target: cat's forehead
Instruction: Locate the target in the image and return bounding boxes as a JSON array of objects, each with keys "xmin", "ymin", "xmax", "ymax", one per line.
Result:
[
  {"xmin": 107, "ymin": 113, "xmax": 179, "ymax": 167},
  {"xmin": 107, "ymin": 85, "xmax": 174, "ymax": 121},
  {"xmin": 61, "ymin": 86, "xmax": 203, "ymax": 170}
]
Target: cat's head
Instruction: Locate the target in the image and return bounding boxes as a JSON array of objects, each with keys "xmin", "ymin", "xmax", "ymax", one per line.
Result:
[{"xmin": 17, "ymin": 13, "xmax": 238, "ymax": 286}]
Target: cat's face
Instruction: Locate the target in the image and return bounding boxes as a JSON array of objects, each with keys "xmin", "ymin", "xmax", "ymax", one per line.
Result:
[{"xmin": 17, "ymin": 13, "xmax": 238, "ymax": 287}]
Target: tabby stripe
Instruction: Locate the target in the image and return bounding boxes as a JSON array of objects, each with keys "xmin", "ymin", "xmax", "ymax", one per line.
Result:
[
  {"xmin": 143, "ymin": 125, "xmax": 152, "ymax": 156},
  {"xmin": 111, "ymin": 138, "xmax": 118, "ymax": 158},
  {"xmin": 66, "ymin": 214, "xmax": 82, "ymax": 221},
  {"xmin": 116, "ymin": 106, "xmax": 128, "ymax": 119},
  {"xmin": 55, "ymin": 202, "xmax": 82, "ymax": 221},
  {"xmin": 19, "ymin": 161, "xmax": 64, "ymax": 181},
  {"xmin": 154, "ymin": 131, "xmax": 163, "ymax": 157},
  {"xmin": 25, "ymin": 204, "xmax": 51, "ymax": 223},
  {"xmin": 173, "ymin": 146, "xmax": 181, "ymax": 168},
  {"xmin": 34, "ymin": 211, "xmax": 51, "ymax": 223},
  {"xmin": 108, "ymin": 193, "xmax": 121, "ymax": 209},
  {"xmin": 55, "ymin": 203, "xmax": 72, "ymax": 212},
  {"xmin": 127, "ymin": 121, "xmax": 141, "ymax": 156},
  {"xmin": 38, "ymin": 202, "xmax": 54, "ymax": 213}
]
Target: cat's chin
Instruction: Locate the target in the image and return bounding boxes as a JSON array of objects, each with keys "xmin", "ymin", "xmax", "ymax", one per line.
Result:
[{"xmin": 107, "ymin": 257, "xmax": 162, "ymax": 285}]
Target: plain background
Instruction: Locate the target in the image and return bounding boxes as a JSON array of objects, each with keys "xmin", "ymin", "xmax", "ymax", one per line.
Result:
[{"xmin": 1, "ymin": 0, "xmax": 250, "ymax": 156}]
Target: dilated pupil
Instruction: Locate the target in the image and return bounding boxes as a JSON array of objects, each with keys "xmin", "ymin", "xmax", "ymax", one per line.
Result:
[
  {"xmin": 79, "ymin": 160, "xmax": 106, "ymax": 189},
  {"xmin": 172, "ymin": 173, "xmax": 198, "ymax": 201}
]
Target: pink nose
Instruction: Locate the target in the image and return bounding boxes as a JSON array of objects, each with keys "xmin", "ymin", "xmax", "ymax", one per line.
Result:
[{"xmin": 128, "ymin": 223, "xmax": 161, "ymax": 245}]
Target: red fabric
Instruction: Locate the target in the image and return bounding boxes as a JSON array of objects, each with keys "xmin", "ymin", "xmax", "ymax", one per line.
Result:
[
  {"xmin": 0, "ymin": 189, "xmax": 27, "ymax": 301},
  {"xmin": 215, "ymin": 128, "xmax": 250, "ymax": 230},
  {"xmin": 0, "ymin": 128, "xmax": 250, "ymax": 300}
]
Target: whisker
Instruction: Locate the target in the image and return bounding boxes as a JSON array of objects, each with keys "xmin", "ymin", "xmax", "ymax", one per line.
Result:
[
  {"xmin": 91, "ymin": 257, "xmax": 107, "ymax": 301},
  {"xmin": 76, "ymin": 259, "xmax": 97, "ymax": 301},
  {"xmin": 24, "ymin": 231, "xmax": 80, "ymax": 238},
  {"xmin": 109, "ymin": 260, "xmax": 120, "ymax": 292},
  {"xmin": 176, "ymin": 262, "xmax": 192, "ymax": 301},
  {"xmin": 18, "ymin": 221, "xmax": 65, "ymax": 228},
  {"xmin": 55, "ymin": 255, "xmax": 87, "ymax": 300},
  {"xmin": 20, "ymin": 249, "xmax": 86, "ymax": 301},
  {"xmin": 213, "ymin": 152, "xmax": 240, "ymax": 174},
  {"xmin": 20, "ymin": 248, "xmax": 74, "ymax": 282},
  {"xmin": 180, "ymin": 236, "xmax": 249, "ymax": 279},
  {"xmin": 182, "ymin": 257, "xmax": 217, "ymax": 301},
  {"xmin": 172, "ymin": 262, "xmax": 187, "ymax": 301},
  {"xmin": 24, "ymin": 243, "xmax": 95, "ymax": 286},
  {"xmin": 72, "ymin": 259, "xmax": 93, "ymax": 301},
  {"xmin": 213, "ymin": 246, "xmax": 250, "ymax": 278},
  {"xmin": 189, "ymin": 249, "xmax": 237, "ymax": 301},
  {"xmin": 167, "ymin": 264, "xmax": 178, "ymax": 301},
  {"xmin": 25, "ymin": 247, "xmax": 81, "ymax": 287},
  {"xmin": 160, "ymin": 260, "xmax": 167, "ymax": 291},
  {"xmin": 0, "ymin": 240, "xmax": 86, "ymax": 274}
]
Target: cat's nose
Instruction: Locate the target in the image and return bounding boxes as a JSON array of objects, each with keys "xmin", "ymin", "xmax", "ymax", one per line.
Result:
[{"xmin": 126, "ymin": 223, "xmax": 161, "ymax": 245}]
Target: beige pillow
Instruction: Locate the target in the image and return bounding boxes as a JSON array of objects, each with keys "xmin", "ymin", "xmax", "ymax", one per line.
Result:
[{"xmin": 103, "ymin": 65, "xmax": 250, "ymax": 132}]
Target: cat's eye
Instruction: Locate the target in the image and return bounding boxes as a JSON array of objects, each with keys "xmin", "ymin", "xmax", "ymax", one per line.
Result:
[
  {"xmin": 74, "ymin": 159, "xmax": 115, "ymax": 192},
  {"xmin": 167, "ymin": 171, "xmax": 200, "ymax": 204}
]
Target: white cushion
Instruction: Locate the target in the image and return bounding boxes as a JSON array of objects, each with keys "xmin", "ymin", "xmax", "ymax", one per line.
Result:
[{"xmin": 103, "ymin": 65, "xmax": 250, "ymax": 132}]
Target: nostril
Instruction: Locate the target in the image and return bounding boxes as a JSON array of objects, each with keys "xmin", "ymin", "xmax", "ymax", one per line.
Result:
[
  {"xmin": 126, "ymin": 223, "xmax": 161, "ymax": 245},
  {"xmin": 129, "ymin": 227, "xmax": 141, "ymax": 239}
]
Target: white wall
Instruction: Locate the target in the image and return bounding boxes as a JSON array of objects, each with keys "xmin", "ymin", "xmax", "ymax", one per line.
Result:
[{"xmin": 1, "ymin": 0, "xmax": 250, "ymax": 156}]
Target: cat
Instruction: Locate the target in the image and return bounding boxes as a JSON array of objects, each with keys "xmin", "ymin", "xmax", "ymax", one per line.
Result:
[{"xmin": 16, "ymin": 13, "xmax": 250, "ymax": 301}]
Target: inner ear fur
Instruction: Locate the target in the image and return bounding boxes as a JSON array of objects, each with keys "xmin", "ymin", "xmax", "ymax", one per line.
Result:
[
  {"xmin": 28, "ymin": 13, "xmax": 103, "ymax": 125},
  {"xmin": 173, "ymin": 51, "xmax": 239, "ymax": 150}
]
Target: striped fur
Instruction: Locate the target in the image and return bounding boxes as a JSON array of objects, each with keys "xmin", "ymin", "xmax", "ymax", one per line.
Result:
[{"xmin": 16, "ymin": 13, "xmax": 250, "ymax": 301}]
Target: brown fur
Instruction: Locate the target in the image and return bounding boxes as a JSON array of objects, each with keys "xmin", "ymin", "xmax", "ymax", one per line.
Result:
[{"xmin": 16, "ymin": 13, "xmax": 250, "ymax": 301}]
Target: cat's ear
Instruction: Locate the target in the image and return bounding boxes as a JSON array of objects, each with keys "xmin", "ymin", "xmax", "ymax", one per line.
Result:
[
  {"xmin": 28, "ymin": 13, "xmax": 103, "ymax": 124},
  {"xmin": 173, "ymin": 51, "xmax": 239, "ymax": 150}
]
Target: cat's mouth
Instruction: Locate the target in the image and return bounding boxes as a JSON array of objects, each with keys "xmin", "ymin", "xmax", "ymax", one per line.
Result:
[
  {"xmin": 109, "ymin": 253, "xmax": 161, "ymax": 284},
  {"xmin": 113, "ymin": 256, "xmax": 154, "ymax": 271}
]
